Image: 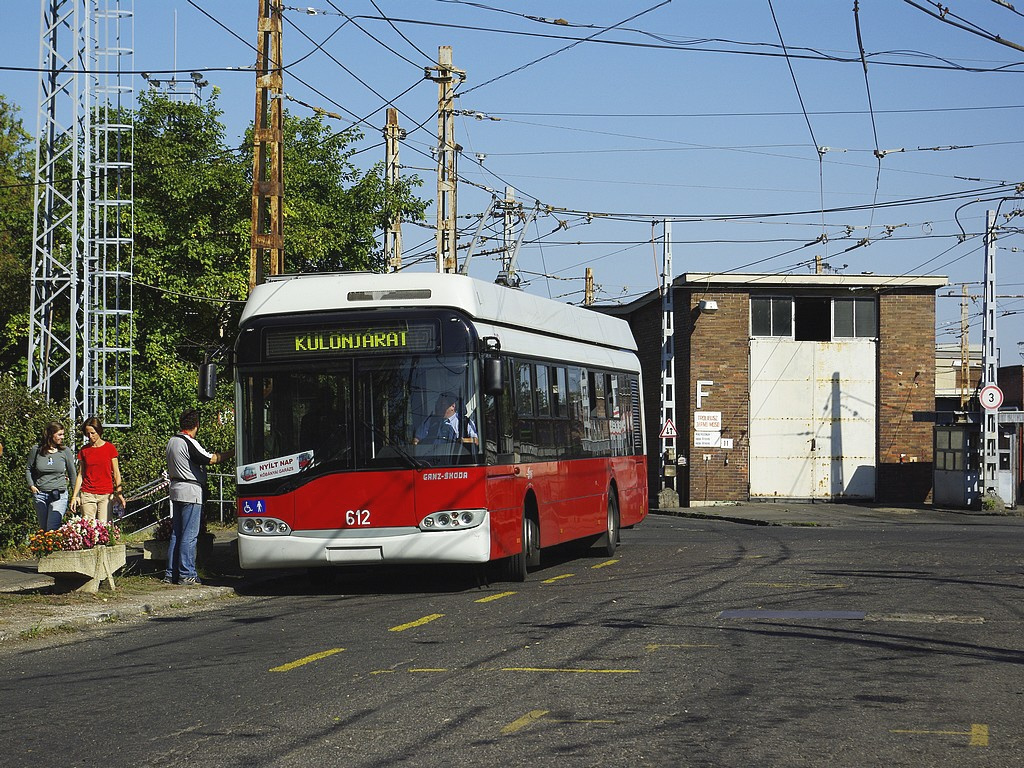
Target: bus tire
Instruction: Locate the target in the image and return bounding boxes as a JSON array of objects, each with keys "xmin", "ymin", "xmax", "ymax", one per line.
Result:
[
  {"xmin": 601, "ymin": 493, "xmax": 620, "ymax": 556},
  {"xmin": 508, "ymin": 512, "xmax": 539, "ymax": 582}
]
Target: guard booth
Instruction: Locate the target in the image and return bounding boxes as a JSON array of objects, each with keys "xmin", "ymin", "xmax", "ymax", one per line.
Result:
[
  {"xmin": 933, "ymin": 420, "xmax": 1017, "ymax": 509},
  {"xmin": 995, "ymin": 411, "xmax": 1023, "ymax": 507},
  {"xmin": 933, "ymin": 424, "xmax": 979, "ymax": 508}
]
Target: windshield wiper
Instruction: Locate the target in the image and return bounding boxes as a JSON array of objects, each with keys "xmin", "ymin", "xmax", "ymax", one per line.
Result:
[{"xmin": 360, "ymin": 418, "xmax": 426, "ymax": 469}]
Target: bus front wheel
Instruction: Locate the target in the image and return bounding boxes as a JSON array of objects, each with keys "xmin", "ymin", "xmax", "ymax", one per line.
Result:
[{"xmin": 508, "ymin": 512, "xmax": 539, "ymax": 582}]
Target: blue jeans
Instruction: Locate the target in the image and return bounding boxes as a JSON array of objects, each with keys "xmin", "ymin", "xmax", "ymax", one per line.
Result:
[
  {"xmin": 164, "ymin": 501, "xmax": 202, "ymax": 582},
  {"xmin": 33, "ymin": 491, "xmax": 68, "ymax": 531}
]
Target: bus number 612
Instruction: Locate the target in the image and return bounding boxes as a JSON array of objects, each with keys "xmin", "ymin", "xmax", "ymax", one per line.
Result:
[{"xmin": 346, "ymin": 509, "xmax": 370, "ymax": 526}]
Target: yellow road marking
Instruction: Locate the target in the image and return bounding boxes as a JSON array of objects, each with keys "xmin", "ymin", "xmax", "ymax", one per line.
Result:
[
  {"xmin": 389, "ymin": 613, "xmax": 444, "ymax": 632},
  {"xmin": 476, "ymin": 591, "xmax": 517, "ymax": 603},
  {"xmin": 541, "ymin": 573, "xmax": 574, "ymax": 584},
  {"xmin": 502, "ymin": 710, "xmax": 548, "ymax": 735},
  {"xmin": 270, "ymin": 647, "xmax": 344, "ymax": 672},
  {"xmin": 891, "ymin": 724, "xmax": 988, "ymax": 747},
  {"xmin": 408, "ymin": 668, "xmax": 449, "ymax": 673},
  {"xmin": 591, "ymin": 559, "xmax": 618, "ymax": 569},
  {"xmin": 502, "ymin": 667, "xmax": 639, "ymax": 674},
  {"xmin": 646, "ymin": 643, "xmax": 719, "ymax": 652},
  {"xmin": 746, "ymin": 582, "xmax": 846, "ymax": 589},
  {"xmin": 971, "ymin": 724, "xmax": 990, "ymax": 746}
]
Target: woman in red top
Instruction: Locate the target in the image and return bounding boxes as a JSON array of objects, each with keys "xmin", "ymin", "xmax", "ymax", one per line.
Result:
[{"xmin": 70, "ymin": 417, "xmax": 126, "ymax": 523}]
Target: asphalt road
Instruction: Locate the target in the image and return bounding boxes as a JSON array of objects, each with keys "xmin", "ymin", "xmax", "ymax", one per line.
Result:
[{"xmin": 2, "ymin": 513, "xmax": 1023, "ymax": 767}]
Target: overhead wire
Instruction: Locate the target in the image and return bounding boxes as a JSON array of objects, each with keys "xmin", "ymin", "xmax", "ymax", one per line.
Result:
[
  {"xmin": 459, "ymin": 1, "xmax": 673, "ymax": 95},
  {"xmin": 766, "ymin": 0, "xmax": 828, "ymax": 261}
]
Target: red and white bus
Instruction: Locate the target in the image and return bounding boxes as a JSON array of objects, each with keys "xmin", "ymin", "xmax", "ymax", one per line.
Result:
[{"xmin": 233, "ymin": 271, "xmax": 647, "ymax": 580}]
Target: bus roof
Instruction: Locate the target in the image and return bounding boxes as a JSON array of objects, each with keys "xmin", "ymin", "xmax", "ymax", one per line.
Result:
[{"xmin": 241, "ymin": 272, "xmax": 638, "ymax": 354}]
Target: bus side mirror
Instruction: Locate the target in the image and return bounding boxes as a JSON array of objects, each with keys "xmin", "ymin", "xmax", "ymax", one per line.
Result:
[
  {"xmin": 198, "ymin": 362, "xmax": 218, "ymax": 401},
  {"xmin": 484, "ymin": 357, "xmax": 503, "ymax": 396}
]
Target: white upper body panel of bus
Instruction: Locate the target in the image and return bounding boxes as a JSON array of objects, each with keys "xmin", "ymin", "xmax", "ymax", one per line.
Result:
[{"xmin": 240, "ymin": 272, "xmax": 640, "ymax": 371}]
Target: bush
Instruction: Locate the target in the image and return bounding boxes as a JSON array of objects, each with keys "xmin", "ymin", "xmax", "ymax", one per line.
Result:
[{"xmin": 0, "ymin": 374, "xmax": 71, "ymax": 553}]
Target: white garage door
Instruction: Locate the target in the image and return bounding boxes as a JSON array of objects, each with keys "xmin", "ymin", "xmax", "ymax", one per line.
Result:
[{"xmin": 749, "ymin": 339, "xmax": 876, "ymax": 499}]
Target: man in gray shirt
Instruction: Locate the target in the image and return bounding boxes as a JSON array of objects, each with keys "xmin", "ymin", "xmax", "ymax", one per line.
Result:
[{"xmin": 163, "ymin": 409, "xmax": 233, "ymax": 585}]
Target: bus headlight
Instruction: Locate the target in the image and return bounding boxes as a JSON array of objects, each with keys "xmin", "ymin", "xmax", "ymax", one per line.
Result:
[
  {"xmin": 239, "ymin": 517, "xmax": 290, "ymax": 536},
  {"xmin": 418, "ymin": 509, "xmax": 485, "ymax": 532}
]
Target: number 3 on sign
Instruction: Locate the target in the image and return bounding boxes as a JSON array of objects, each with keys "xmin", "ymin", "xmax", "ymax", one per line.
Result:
[
  {"xmin": 346, "ymin": 509, "xmax": 370, "ymax": 526},
  {"xmin": 980, "ymin": 384, "xmax": 1003, "ymax": 410}
]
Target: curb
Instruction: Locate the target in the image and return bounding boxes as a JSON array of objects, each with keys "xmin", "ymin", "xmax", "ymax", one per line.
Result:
[
  {"xmin": 0, "ymin": 585, "xmax": 235, "ymax": 646},
  {"xmin": 651, "ymin": 508, "xmax": 776, "ymax": 526}
]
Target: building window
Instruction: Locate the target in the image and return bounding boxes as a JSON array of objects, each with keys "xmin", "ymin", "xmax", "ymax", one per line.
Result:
[
  {"xmin": 935, "ymin": 427, "xmax": 964, "ymax": 471},
  {"xmin": 750, "ymin": 297, "xmax": 792, "ymax": 337},
  {"xmin": 834, "ymin": 298, "xmax": 877, "ymax": 338}
]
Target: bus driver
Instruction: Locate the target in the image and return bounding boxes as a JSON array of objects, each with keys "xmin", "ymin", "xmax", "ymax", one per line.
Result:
[{"xmin": 413, "ymin": 392, "xmax": 477, "ymax": 446}]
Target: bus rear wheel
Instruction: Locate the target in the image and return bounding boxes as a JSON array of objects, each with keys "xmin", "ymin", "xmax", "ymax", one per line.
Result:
[
  {"xmin": 507, "ymin": 513, "xmax": 539, "ymax": 582},
  {"xmin": 601, "ymin": 493, "xmax": 620, "ymax": 556}
]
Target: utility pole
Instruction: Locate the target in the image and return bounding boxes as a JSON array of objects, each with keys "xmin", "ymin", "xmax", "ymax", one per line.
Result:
[
  {"xmin": 584, "ymin": 268, "xmax": 594, "ymax": 306},
  {"xmin": 425, "ymin": 46, "xmax": 464, "ymax": 274},
  {"xmin": 250, "ymin": 0, "xmax": 284, "ymax": 291},
  {"xmin": 658, "ymin": 220, "xmax": 679, "ymax": 508},
  {"xmin": 960, "ymin": 283, "xmax": 970, "ymax": 409},
  {"xmin": 981, "ymin": 210, "xmax": 998, "ymax": 496},
  {"xmin": 383, "ymin": 107, "xmax": 404, "ymax": 271},
  {"xmin": 501, "ymin": 186, "xmax": 516, "ymax": 273}
]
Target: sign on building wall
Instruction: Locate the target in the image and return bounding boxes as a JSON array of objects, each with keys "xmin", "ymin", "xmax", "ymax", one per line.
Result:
[{"xmin": 694, "ymin": 411, "xmax": 722, "ymax": 432}]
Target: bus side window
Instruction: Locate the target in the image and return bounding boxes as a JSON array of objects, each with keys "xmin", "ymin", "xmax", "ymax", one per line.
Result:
[
  {"xmin": 553, "ymin": 367, "xmax": 567, "ymax": 418},
  {"xmin": 516, "ymin": 360, "xmax": 535, "ymax": 416},
  {"xmin": 536, "ymin": 365, "xmax": 550, "ymax": 416},
  {"xmin": 589, "ymin": 371, "xmax": 606, "ymax": 417},
  {"xmin": 567, "ymin": 367, "xmax": 584, "ymax": 458}
]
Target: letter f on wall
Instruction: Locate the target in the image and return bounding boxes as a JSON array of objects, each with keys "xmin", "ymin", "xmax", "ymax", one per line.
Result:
[{"xmin": 696, "ymin": 380, "xmax": 714, "ymax": 409}]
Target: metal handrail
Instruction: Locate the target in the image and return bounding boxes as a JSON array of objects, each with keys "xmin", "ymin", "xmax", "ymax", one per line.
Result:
[{"xmin": 114, "ymin": 470, "xmax": 236, "ymax": 534}]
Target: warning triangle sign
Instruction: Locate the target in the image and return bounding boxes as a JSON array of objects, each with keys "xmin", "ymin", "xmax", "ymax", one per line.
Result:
[{"xmin": 659, "ymin": 419, "xmax": 678, "ymax": 439}]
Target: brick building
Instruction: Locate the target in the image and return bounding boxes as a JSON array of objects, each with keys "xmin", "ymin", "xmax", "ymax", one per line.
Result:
[{"xmin": 606, "ymin": 273, "xmax": 946, "ymax": 506}]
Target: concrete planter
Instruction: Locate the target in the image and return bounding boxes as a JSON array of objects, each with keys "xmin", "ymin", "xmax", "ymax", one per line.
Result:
[
  {"xmin": 37, "ymin": 544, "xmax": 127, "ymax": 593},
  {"xmin": 143, "ymin": 532, "xmax": 214, "ymax": 564},
  {"xmin": 143, "ymin": 539, "xmax": 169, "ymax": 561}
]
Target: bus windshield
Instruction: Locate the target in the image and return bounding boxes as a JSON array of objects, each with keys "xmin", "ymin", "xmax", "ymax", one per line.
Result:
[{"xmin": 237, "ymin": 353, "xmax": 482, "ymax": 491}]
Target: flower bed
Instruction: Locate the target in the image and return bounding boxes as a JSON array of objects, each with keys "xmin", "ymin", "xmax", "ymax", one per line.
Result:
[{"xmin": 29, "ymin": 516, "xmax": 121, "ymax": 557}]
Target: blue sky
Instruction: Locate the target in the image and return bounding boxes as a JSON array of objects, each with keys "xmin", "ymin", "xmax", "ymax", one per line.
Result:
[{"xmin": 4, "ymin": 1, "xmax": 1024, "ymax": 360}]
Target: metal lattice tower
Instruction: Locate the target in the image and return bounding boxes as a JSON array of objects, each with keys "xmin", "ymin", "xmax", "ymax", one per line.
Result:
[
  {"xmin": 28, "ymin": 0, "xmax": 90, "ymax": 418},
  {"xmin": 88, "ymin": 0, "xmax": 134, "ymax": 427},
  {"xmin": 28, "ymin": 0, "xmax": 134, "ymax": 426}
]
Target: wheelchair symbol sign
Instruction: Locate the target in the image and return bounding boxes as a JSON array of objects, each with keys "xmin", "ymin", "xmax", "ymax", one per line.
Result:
[{"xmin": 241, "ymin": 499, "xmax": 266, "ymax": 516}]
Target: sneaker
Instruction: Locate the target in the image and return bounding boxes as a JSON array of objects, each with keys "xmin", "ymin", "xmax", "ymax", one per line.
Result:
[
  {"xmin": 181, "ymin": 577, "xmax": 203, "ymax": 586},
  {"xmin": 161, "ymin": 577, "xmax": 176, "ymax": 585}
]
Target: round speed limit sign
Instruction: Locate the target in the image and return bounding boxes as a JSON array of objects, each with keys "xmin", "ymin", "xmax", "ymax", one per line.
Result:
[{"xmin": 980, "ymin": 384, "xmax": 1004, "ymax": 410}]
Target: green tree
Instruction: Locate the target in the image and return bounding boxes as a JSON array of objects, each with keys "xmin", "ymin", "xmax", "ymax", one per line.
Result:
[
  {"xmin": 245, "ymin": 113, "xmax": 427, "ymax": 274},
  {"xmin": 131, "ymin": 89, "xmax": 250, "ymax": 431},
  {"xmin": 0, "ymin": 96, "xmax": 35, "ymax": 375}
]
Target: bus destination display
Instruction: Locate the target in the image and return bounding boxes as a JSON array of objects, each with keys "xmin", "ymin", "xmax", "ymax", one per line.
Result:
[{"xmin": 266, "ymin": 322, "xmax": 438, "ymax": 359}]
